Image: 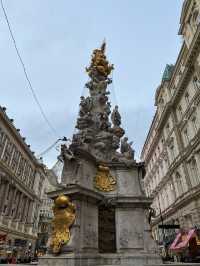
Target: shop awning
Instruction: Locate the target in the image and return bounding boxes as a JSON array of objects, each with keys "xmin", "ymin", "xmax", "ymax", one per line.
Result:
[
  {"xmin": 170, "ymin": 229, "xmax": 196, "ymax": 251},
  {"xmin": 0, "ymin": 234, "xmax": 7, "ymax": 242}
]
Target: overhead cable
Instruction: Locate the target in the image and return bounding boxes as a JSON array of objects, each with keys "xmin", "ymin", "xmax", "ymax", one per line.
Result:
[
  {"xmin": 1, "ymin": 0, "xmax": 59, "ymax": 137},
  {"xmin": 38, "ymin": 136, "xmax": 69, "ymax": 157}
]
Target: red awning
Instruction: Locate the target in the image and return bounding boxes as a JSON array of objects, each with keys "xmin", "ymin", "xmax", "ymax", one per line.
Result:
[
  {"xmin": 0, "ymin": 234, "xmax": 7, "ymax": 242},
  {"xmin": 170, "ymin": 229, "xmax": 196, "ymax": 252}
]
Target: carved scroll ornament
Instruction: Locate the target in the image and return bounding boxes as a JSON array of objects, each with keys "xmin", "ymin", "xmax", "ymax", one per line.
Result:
[{"xmin": 94, "ymin": 165, "xmax": 116, "ymax": 192}]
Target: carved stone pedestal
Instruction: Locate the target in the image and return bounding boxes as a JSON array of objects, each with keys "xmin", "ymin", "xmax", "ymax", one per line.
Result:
[
  {"xmin": 38, "ymin": 163, "xmax": 161, "ymax": 266},
  {"xmin": 39, "ymin": 253, "xmax": 161, "ymax": 266}
]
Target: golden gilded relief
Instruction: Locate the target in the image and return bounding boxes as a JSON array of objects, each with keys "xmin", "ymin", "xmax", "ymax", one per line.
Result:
[
  {"xmin": 86, "ymin": 41, "xmax": 114, "ymax": 78},
  {"xmin": 94, "ymin": 165, "xmax": 116, "ymax": 192},
  {"xmin": 50, "ymin": 194, "xmax": 76, "ymax": 254}
]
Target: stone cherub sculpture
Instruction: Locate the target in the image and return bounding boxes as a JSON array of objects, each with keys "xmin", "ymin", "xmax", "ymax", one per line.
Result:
[
  {"xmin": 79, "ymin": 96, "xmax": 92, "ymax": 117},
  {"xmin": 120, "ymin": 137, "xmax": 135, "ymax": 160},
  {"xmin": 111, "ymin": 105, "xmax": 121, "ymax": 127},
  {"xmin": 59, "ymin": 144, "xmax": 80, "ymax": 185}
]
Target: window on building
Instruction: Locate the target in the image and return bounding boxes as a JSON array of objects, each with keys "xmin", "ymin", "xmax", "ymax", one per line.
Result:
[
  {"xmin": 172, "ymin": 86, "xmax": 176, "ymax": 94},
  {"xmin": 160, "ymin": 140, "xmax": 164, "ymax": 153},
  {"xmin": 184, "ymin": 128, "xmax": 190, "ymax": 145},
  {"xmin": 185, "ymin": 92, "xmax": 190, "ymax": 105},
  {"xmin": 191, "ymin": 7, "xmax": 199, "ymax": 30},
  {"xmin": 178, "ymin": 105, "xmax": 183, "ymax": 119},
  {"xmin": 161, "ymin": 191, "xmax": 166, "ymax": 210},
  {"xmin": 192, "ymin": 116, "xmax": 198, "ymax": 134},
  {"xmin": 11, "ymin": 209, "xmax": 15, "ymax": 216},
  {"xmin": 0, "ymin": 129, "xmax": 6, "ymax": 157},
  {"xmin": 160, "ymin": 97, "xmax": 164, "ymax": 105},
  {"xmin": 190, "ymin": 157, "xmax": 199, "ymax": 186},
  {"xmin": 169, "ymin": 181, "xmax": 176, "ymax": 202},
  {"xmin": 176, "ymin": 172, "xmax": 183, "ymax": 196},
  {"xmin": 3, "ymin": 205, "xmax": 7, "ymax": 214},
  {"xmin": 166, "ymin": 123, "xmax": 170, "ymax": 135},
  {"xmin": 193, "ymin": 76, "xmax": 200, "ymax": 90},
  {"xmin": 10, "ymin": 147, "xmax": 20, "ymax": 173},
  {"xmin": 170, "ymin": 144, "xmax": 175, "ymax": 162},
  {"xmin": 2, "ymin": 137, "xmax": 13, "ymax": 166},
  {"xmin": 165, "ymin": 188, "xmax": 169, "ymax": 207}
]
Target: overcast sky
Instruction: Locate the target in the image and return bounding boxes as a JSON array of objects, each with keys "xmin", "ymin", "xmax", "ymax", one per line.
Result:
[{"xmin": 1, "ymin": 0, "xmax": 183, "ymax": 167}]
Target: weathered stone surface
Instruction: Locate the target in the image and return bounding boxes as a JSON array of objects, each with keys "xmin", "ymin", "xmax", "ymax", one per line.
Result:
[{"xmin": 39, "ymin": 253, "xmax": 161, "ymax": 266}]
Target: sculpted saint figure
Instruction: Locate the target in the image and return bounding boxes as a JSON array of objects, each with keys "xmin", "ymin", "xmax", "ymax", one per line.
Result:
[
  {"xmin": 79, "ymin": 96, "xmax": 92, "ymax": 117},
  {"xmin": 120, "ymin": 137, "xmax": 135, "ymax": 160},
  {"xmin": 111, "ymin": 105, "xmax": 121, "ymax": 127},
  {"xmin": 59, "ymin": 144, "xmax": 79, "ymax": 184}
]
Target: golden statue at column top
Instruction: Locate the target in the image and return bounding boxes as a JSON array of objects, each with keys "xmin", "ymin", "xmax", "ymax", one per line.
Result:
[{"xmin": 86, "ymin": 41, "xmax": 114, "ymax": 78}]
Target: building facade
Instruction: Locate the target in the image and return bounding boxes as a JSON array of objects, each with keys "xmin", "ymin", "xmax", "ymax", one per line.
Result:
[
  {"xmin": 141, "ymin": 0, "xmax": 200, "ymax": 245},
  {"xmin": 0, "ymin": 106, "xmax": 46, "ymax": 257},
  {"xmin": 36, "ymin": 169, "xmax": 59, "ymax": 255}
]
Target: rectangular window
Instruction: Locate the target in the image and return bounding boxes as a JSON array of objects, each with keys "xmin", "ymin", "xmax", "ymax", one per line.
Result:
[
  {"xmin": 170, "ymin": 145, "xmax": 175, "ymax": 162},
  {"xmin": 184, "ymin": 128, "xmax": 189, "ymax": 145},
  {"xmin": 10, "ymin": 146, "xmax": 20, "ymax": 173},
  {"xmin": 178, "ymin": 105, "xmax": 183, "ymax": 119},
  {"xmin": 166, "ymin": 123, "xmax": 170, "ymax": 136},
  {"xmin": 185, "ymin": 92, "xmax": 190, "ymax": 105},
  {"xmin": 2, "ymin": 137, "xmax": 13, "ymax": 165},
  {"xmin": 0, "ymin": 128, "xmax": 6, "ymax": 157},
  {"xmin": 192, "ymin": 117, "xmax": 198, "ymax": 134}
]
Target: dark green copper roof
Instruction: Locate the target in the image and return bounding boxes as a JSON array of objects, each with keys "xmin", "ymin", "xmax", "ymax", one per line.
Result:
[{"xmin": 162, "ymin": 64, "xmax": 174, "ymax": 82}]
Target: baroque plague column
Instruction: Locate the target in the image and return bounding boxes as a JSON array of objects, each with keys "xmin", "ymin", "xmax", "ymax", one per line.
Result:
[{"xmin": 40, "ymin": 43, "xmax": 161, "ymax": 266}]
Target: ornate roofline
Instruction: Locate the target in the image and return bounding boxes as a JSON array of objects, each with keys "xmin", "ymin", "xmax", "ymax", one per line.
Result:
[
  {"xmin": 0, "ymin": 106, "xmax": 45, "ymax": 170},
  {"xmin": 141, "ymin": 24, "xmax": 200, "ymax": 162},
  {"xmin": 179, "ymin": 0, "xmax": 193, "ymax": 35}
]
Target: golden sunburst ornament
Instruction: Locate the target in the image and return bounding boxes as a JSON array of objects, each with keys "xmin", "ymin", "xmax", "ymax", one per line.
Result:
[{"xmin": 94, "ymin": 165, "xmax": 116, "ymax": 192}]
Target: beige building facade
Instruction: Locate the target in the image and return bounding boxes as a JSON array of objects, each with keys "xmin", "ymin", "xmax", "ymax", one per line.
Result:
[
  {"xmin": 0, "ymin": 106, "xmax": 46, "ymax": 256},
  {"xmin": 141, "ymin": 0, "xmax": 200, "ymax": 244},
  {"xmin": 36, "ymin": 169, "xmax": 59, "ymax": 255}
]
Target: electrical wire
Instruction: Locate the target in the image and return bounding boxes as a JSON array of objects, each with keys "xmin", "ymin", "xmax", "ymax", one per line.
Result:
[
  {"xmin": 38, "ymin": 136, "xmax": 69, "ymax": 157},
  {"xmin": 38, "ymin": 139, "xmax": 61, "ymax": 157},
  {"xmin": 1, "ymin": 0, "xmax": 59, "ymax": 137}
]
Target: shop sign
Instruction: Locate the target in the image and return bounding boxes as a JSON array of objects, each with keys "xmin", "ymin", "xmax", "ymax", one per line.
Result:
[
  {"xmin": 14, "ymin": 239, "xmax": 27, "ymax": 247},
  {"xmin": 159, "ymin": 224, "xmax": 180, "ymax": 229}
]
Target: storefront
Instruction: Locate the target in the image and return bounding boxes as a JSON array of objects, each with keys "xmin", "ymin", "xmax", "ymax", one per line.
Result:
[
  {"xmin": 170, "ymin": 228, "xmax": 200, "ymax": 262},
  {"xmin": 0, "ymin": 231, "xmax": 35, "ymax": 263},
  {"xmin": 0, "ymin": 233, "xmax": 12, "ymax": 263}
]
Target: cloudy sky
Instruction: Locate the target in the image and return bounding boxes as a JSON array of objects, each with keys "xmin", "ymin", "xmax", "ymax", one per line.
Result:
[{"xmin": 1, "ymin": 0, "xmax": 183, "ymax": 167}]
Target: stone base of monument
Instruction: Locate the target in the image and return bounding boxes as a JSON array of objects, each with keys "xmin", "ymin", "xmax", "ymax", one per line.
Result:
[{"xmin": 39, "ymin": 252, "xmax": 161, "ymax": 266}]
